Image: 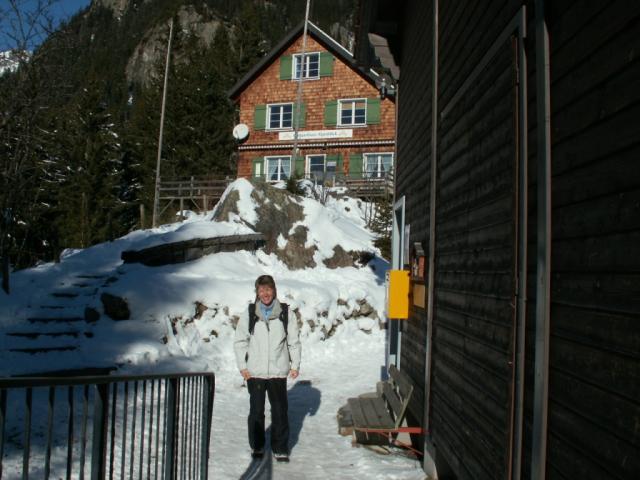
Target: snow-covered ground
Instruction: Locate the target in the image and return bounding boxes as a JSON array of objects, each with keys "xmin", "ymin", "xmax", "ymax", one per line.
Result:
[
  {"xmin": 211, "ymin": 323, "xmax": 425, "ymax": 479},
  {"xmin": 0, "ymin": 179, "xmax": 425, "ymax": 478}
]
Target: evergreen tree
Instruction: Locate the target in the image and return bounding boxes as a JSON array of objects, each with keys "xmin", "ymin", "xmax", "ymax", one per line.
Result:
[
  {"xmin": 370, "ymin": 198, "xmax": 392, "ymax": 261},
  {"xmin": 162, "ymin": 32, "xmax": 235, "ymax": 178},
  {"xmin": 54, "ymin": 84, "xmax": 123, "ymax": 248}
]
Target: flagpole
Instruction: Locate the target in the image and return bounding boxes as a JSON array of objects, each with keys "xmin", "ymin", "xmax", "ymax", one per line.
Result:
[
  {"xmin": 291, "ymin": 0, "xmax": 312, "ymax": 176},
  {"xmin": 153, "ymin": 18, "xmax": 174, "ymax": 228}
]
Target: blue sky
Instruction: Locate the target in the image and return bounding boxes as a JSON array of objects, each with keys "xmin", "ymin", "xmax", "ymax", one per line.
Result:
[{"xmin": 1, "ymin": 0, "xmax": 92, "ymax": 51}]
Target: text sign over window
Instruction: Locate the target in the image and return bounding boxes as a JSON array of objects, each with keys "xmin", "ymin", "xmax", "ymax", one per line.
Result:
[{"xmin": 279, "ymin": 129, "xmax": 353, "ymax": 141}]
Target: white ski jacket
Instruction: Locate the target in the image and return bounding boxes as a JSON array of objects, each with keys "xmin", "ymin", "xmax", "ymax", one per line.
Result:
[{"xmin": 234, "ymin": 299, "xmax": 301, "ymax": 379}]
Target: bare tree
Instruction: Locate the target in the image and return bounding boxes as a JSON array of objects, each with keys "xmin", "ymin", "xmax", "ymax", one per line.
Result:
[{"xmin": 0, "ymin": 0, "xmax": 60, "ymax": 293}]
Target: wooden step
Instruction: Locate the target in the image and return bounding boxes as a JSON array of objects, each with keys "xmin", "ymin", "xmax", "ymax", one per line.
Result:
[
  {"xmin": 76, "ymin": 274, "xmax": 108, "ymax": 279},
  {"xmin": 9, "ymin": 346, "xmax": 77, "ymax": 354},
  {"xmin": 27, "ymin": 317, "xmax": 85, "ymax": 323},
  {"xmin": 6, "ymin": 331, "xmax": 82, "ymax": 339},
  {"xmin": 50, "ymin": 292, "xmax": 79, "ymax": 298}
]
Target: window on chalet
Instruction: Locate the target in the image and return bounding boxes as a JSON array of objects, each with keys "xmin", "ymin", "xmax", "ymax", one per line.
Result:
[
  {"xmin": 324, "ymin": 98, "xmax": 381, "ymax": 127},
  {"xmin": 306, "ymin": 154, "xmax": 340, "ymax": 182},
  {"xmin": 293, "ymin": 52, "xmax": 320, "ymax": 79},
  {"xmin": 265, "ymin": 156, "xmax": 291, "ymax": 181},
  {"xmin": 338, "ymin": 99, "xmax": 367, "ymax": 126},
  {"xmin": 364, "ymin": 153, "xmax": 393, "ymax": 178},
  {"xmin": 254, "ymin": 103, "xmax": 305, "ymax": 130},
  {"xmin": 280, "ymin": 52, "xmax": 334, "ymax": 80},
  {"xmin": 267, "ymin": 103, "xmax": 293, "ymax": 130}
]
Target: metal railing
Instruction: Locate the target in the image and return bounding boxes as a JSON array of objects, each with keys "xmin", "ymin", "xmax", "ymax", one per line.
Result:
[
  {"xmin": 254, "ymin": 171, "xmax": 394, "ymax": 198},
  {"xmin": 158, "ymin": 176, "xmax": 232, "ymax": 200},
  {"xmin": 0, "ymin": 372, "xmax": 215, "ymax": 480},
  {"xmin": 157, "ymin": 176, "xmax": 233, "ymax": 216}
]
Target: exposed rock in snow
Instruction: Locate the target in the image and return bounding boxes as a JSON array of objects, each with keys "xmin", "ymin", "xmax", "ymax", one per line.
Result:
[
  {"xmin": 100, "ymin": 292, "xmax": 130, "ymax": 320},
  {"xmin": 212, "ymin": 179, "xmax": 376, "ymax": 270}
]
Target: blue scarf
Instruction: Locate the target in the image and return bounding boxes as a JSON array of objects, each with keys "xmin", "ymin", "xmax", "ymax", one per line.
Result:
[{"xmin": 259, "ymin": 301, "xmax": 274, "ymax": 320}]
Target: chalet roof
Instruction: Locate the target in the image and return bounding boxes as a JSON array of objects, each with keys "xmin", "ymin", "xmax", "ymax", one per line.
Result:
[{"xmin": 228, "ymin": 20, "xmax": 388, "ymax": 100}]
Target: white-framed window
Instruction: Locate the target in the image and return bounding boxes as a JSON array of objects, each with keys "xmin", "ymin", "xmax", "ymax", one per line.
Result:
[
  {"xmin": 306, "ymin": 154, "xmax": 337, "ymax": 180},
  {"xmin": 338, "ymin": 98, "xmax": 367, "ymax": 126},
  {"xmin": 267, "ymin": 103, "xmax": 293, "ymax": 130},
  {"xmin": 293, "ymin": 52, "xmax": 320, "ymax": 79},
  {"xmin": 265, "ymin": 156, "xmax": 291, "ymax": 181},
  {"xmin": 364, "ymin": 153, "xmax": 393, "ymax": 178}
]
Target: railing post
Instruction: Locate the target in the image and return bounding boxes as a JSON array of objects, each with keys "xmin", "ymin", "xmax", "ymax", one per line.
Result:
[
  {"xmin": 22, "ymin": 388, "xmax": 32, "ymax": 480},
  {"xmin": 164, "ymin": 378, "xmax": 178, "ymax": 480},
  {"xmin": 90, "ymin": 384, "xmax": 109, "ymax": 480},
  {"xmin": 199, "ymin": 375, "xmax": 214, "ymax": 480},
  {"xmin": 0, "ymin": 389, "xmax": 6, "ymax": 480}
]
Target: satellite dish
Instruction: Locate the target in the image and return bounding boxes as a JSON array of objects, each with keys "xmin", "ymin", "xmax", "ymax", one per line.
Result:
[{"xmin": 232, "ymin": 123, "xmax": 249, "ymax": 141}]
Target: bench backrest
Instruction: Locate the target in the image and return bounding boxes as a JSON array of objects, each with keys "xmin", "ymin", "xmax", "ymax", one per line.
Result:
[{"xmin": 385, "ymin": 365, "xmax": 415, "ymax": 429}]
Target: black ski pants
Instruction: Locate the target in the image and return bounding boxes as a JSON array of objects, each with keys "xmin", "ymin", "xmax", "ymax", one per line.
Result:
[{"xmin": 247, "ymin": 377, "xmax": 289, "ymax": 454}]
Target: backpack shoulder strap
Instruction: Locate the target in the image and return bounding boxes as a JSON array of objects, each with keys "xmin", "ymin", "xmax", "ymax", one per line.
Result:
[
  {"xmin": 248, "ymin": 303, "xmax": 257, "ymax": 335},
  {"xmin": 279, "ymin": 303, "xmax": 288, "ymax": 335}
]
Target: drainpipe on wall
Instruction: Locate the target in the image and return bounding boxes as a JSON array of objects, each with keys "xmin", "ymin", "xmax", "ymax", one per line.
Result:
[
  {"xmin": 511, "ymin": 7, "xmax": 528, "ymax": 479},
  {"xmin": 532, "ymin": 0, "xmax": 552, "ymax": 478},
  {"xmin": 423, "ymin": 0, "xmax": 438, "ymax": 477}
]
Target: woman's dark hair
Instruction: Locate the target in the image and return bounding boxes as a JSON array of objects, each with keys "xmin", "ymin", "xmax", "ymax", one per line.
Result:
[{"xmin": 255, "ymin": 274, "xmax": 277, "ymax": 299}]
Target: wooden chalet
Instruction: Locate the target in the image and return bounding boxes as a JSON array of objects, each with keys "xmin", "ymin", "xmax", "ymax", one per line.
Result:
[
  {"xmin": 228, "ymin": 21, "xmax": 396, "ymax": 192},
  {"xmin": 357, "ymin": 1, "xmax": 640, "ymax": 479}
]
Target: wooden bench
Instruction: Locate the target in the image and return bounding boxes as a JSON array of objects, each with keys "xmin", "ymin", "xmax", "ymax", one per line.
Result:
[{"xmin": 347, "ymin": 365, "xmax": 424, "ymax": 453}]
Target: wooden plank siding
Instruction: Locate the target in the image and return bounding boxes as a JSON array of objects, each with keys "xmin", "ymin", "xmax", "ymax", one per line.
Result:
[
  {"xmin": 524, "ymin": 1, "xmax": 640, "ymax": 479},
  {"xmin": 433, "ymin": 27, "xmax": 518, "ymax": 480},
  {"xmin": 373, "ymin": 0, "xmax": 640, "ymax": 478},
  {"xmin": 395, "ymin": 0, "xmax": 432, "ymax": 430},
  {"xmin": 541, "ymin": 2, "xmax": 640, "ymax": 478}
]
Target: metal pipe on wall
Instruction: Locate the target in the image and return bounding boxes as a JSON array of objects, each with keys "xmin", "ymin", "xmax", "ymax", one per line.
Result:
[
  {"xmin": 423, "ymin": 0, "xmax": 438, "ymax": 476},
  {"xmin": 512, "ymin": 7, "xmax": 528, "ymax": 479},
  {"xmin": 532, "ymin": 0, "xmax": 552, "ymax": 478}
]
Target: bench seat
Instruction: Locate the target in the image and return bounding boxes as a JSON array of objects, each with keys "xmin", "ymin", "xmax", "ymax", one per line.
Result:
[
  {"xmin": 345, "ymin": 365, "xmax": 425, "ymax": 449},
  {"xmin": 348, "ymin": 396, "xmax": 395, "ymax": 431}
]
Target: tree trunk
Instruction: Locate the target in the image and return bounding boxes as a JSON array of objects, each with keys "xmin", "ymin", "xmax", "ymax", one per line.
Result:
[{"xmin": 2, "ymin": 255, "xmax": 9, "ymax": 294}]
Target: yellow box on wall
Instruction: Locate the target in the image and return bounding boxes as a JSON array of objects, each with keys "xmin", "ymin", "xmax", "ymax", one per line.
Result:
[{"xmin": 387, "ymin": 270, "xmax": 410, "ymax": 319}]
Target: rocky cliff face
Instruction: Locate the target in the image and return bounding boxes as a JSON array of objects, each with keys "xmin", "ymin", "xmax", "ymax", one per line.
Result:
[
  {"xmin": 90, "ymin": 1, "xmax": 221, "ymax": 86},
  {"xmin": 125, "ymin": 5, "xmax": 222, "ymax": 86},
  {"xmin": 94, "ymin": 0, "xmax": 132, "ymax": 17}
]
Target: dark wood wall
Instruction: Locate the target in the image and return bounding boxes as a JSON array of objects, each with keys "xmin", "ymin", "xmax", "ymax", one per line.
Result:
[
  {"xmin": 392, "ymin": 0, "xmax": 640, "ymax": 479},
  {"xmin": 396, "ymin": 0, "xmax": 432, "ymax": 427},
  {"xmin": 524, "ymin": 2, "xmax": 640, "ymax": 479},
  {"xmin": 432, "ymin": 1, "xmax": 523, "ymax": 479}
]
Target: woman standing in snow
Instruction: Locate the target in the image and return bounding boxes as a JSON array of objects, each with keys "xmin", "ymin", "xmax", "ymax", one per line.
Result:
[{"xmin": 234, "ymin": 274, "xmax": 301, "ymax": 462}]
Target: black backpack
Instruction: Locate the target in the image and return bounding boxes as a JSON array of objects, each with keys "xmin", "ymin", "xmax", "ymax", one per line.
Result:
[{"xmin": 248, "ymin": 303, "xmax": 288, "ymax": 335}]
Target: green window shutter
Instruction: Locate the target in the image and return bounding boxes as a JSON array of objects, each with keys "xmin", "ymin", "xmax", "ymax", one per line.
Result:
[
  {"xmin": 349, "ymin": 153, "xmax": 363, "ymax": 177},
  {"xmin": 295, "ymin": 156, "xmax": 305, "ymax": 176},
  {"xmin": 294, "ymin": 103, "xmax": 306, "ymax": 128},
  {"xmin": 324, "ymin": 100, "xmax": 337, "ymax": 126},
  {"xmin": 336, "ymin": 153, "xmax": 343, "ymax": 173},
  {"xmin": 280, "ymin": 55, "xmax": 293, "ymax": 80},
  {"xmin": 319, "ymin": 52, "xmax": 334, "ymax": 77},
  {"xmin": 254, "ymin": 105, "xmax": 266, "ymax": 130},
  {"xmin": 366, "ymin": 98, "xmax": 381, "ymax": 124},
  {"xmin": 252, "ymin": 157, "xmax": 264, "ymax": 178}
]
